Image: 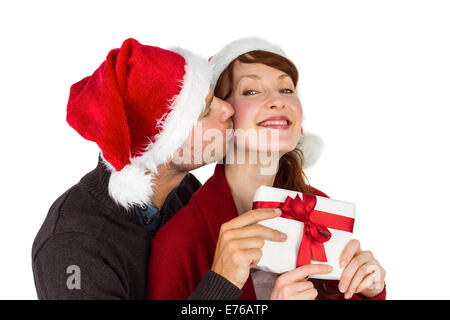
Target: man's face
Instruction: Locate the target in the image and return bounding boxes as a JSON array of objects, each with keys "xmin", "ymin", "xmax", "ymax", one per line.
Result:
[{"xmin": 170, "ymin": 89, "xmax": 234, "ymax": 171}]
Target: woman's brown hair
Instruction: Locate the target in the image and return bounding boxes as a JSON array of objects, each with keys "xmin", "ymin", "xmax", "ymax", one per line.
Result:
[{"xmin": 214, "ymin": 50, "xmax": 341, "ymax": 300}]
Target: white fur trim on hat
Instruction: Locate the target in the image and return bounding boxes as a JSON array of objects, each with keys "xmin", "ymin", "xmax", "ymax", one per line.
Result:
[
  {"xmin": 140, "ymin": 47, "xmax": 212, "ymax": 173},
  {"xmin": 209, "ymin": 37, "xmax": 287, "ymax": 87},
  {"xmin": 106, "ymin": 48, "xmax": 213, "ymax": 210}
]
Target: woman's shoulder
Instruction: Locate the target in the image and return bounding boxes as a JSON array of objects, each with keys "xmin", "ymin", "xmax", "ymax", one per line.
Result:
[
  {"xmin": 309, "ymin": 186, "xmax": 329, "ymax": 198},
  {"xmin": 153, "ymin": 198, "xmax": 206, "ymax": 245}
]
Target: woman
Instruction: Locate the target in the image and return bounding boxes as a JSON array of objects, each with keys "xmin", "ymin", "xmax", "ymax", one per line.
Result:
[{"xmin": 146, "ymin": 38, "xmax": 386, "ymax": 300}]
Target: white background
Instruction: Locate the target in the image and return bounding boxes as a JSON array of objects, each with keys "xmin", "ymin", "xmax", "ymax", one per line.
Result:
[{"xmin": 1, "ymin": 0, "xmax": 449, "ymax": 300}]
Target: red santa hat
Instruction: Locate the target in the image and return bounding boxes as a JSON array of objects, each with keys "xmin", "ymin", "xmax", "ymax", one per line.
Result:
[
  {"xmin": 67, "ymin": 38, "xmax": 212, "ymax": 209},
  {"xmin": 209, "ymin": 37, "xmax": 324, "ymax": 169}
]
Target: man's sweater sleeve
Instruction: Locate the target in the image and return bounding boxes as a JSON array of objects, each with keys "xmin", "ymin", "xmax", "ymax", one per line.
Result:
[
  {"xmin": 33, "ymin": 232, "xmax": 127, "ymax": 300},
  {"xmin": 188, "ymin": 270, "xmax": 242, "ymax": 300}
]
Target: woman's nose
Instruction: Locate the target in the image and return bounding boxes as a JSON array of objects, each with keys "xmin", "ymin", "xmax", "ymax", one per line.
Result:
[
  {"xmin": 267, "ymin": 96, "xmax": 286, "ymax": 110},
  {"xmin": 263, "ymin": 89, "xmax": 285, "ymax": 109}
]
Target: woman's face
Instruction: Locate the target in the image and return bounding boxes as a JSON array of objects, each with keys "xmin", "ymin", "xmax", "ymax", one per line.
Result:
[{"xmin": 226, "ymin": 60, "xmax": 303, "ymax": 155}]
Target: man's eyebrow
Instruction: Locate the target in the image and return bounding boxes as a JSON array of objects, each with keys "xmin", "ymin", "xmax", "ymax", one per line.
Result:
[
  {"xmin": 206, "ymin": 92, "xmax": 214, "ymax": 108},
  {"xmin": 200, "ymin": 92, "xmax": 213, "ymax": 117}
]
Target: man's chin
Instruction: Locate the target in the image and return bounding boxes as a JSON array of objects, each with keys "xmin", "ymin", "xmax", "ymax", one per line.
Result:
[{"xmin": 169, "ymin": 157, "xmax": 221, "ymax": 172}]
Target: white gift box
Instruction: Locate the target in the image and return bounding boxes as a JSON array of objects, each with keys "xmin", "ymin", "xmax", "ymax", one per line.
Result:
[{"xmin": 253, "ymin": 185, "xmax": 356, "ymax": 280}]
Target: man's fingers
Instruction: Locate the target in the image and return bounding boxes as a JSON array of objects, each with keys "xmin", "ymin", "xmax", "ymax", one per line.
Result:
[
  {"xmin": 227, "ymin": 237, "xmax": 265, "ymax": 251},
  {"xmin": 279, "ymin": 264, "xmax": 333, "ymax": 284},
  {"xmin": 224, "ymin": 224, "xmax": 287, "ymax": 243},
  {"xmin": 240, "ymin": 248, "xmax": 263, "ymax": 267},
  {"xmin": 222, "ymin": 208, "xmax": 281, "ymax": 230}
]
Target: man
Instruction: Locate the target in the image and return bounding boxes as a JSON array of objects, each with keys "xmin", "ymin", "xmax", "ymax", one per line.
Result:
[{"xmin": 32, "ymin": 38, "xmax": 240, "ymax": 299}]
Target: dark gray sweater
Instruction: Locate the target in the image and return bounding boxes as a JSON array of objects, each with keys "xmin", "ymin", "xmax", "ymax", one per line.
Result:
[{"xmin": 31, "ymin": 157, "xmax": 242, "ymax": 300}]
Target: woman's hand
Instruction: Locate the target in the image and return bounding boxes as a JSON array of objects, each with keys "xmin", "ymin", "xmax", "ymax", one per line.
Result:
[
  {"xmin": 338, "ymin": 239, "xmax": 386, "ymax": 299},
  {"xmin": 270, "ymin": 264, "xmax": 333, "ymax": 300},
  {"xmin": 211, "ymin": 208, "xmax": 287, "ymax": 289}
]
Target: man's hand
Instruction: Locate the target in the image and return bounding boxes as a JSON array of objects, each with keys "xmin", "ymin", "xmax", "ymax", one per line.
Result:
[{"xmin": 211, "ymin": 208, "xmax": 286, "ymax": 289}]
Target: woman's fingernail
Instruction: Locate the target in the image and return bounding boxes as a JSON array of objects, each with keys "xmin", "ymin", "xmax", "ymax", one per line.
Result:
[
  {"xmin": 344, "ymin": 292, "xmax": 352, "ymax": 299},
  {"xmin": 339, "ymin": 284, "xmax": 346, "ymax": 293},
  {"xmin": 280, "ymin": 232, "xmax": 287, "ymax": 240},
  {"xmin": 274, "ymin": 208, "xmax": 282, "ymax": 214},
  {"xmin": 327, "ymin": 266, "xmax": 333, "ymax": 272},
  {"xmin": 340, "ymin": 260, "xmax": 346, "ymax": 268}
]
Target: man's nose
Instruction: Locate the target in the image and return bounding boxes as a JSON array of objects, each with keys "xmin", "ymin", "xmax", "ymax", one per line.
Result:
[{"xmin": 216, "ymin": 97, "xmax": 235, "ymax": 122}]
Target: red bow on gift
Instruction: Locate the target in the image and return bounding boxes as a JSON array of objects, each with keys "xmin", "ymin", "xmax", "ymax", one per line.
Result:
[
  {"xmin": 281, "ymin": 194, "xmax": 331, "ymax": 266},
  {"xmin": 253, "ymin": 193, "xmax": 354, "ymax": 268}
]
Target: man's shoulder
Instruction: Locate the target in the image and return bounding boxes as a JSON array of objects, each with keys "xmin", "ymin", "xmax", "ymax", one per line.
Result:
[
  {"xmin": 32, "ymin": 181, "xmax": 110, "ymax": 259},
  {"xmin": 31, "ymin": 177, "xmax": 151, "ymax": 299}
]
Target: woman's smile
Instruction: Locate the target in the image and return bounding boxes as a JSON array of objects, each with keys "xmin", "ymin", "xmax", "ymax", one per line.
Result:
[{"xmin": 257, "ymin": 115, "xmax": 292, "ymax": 130}]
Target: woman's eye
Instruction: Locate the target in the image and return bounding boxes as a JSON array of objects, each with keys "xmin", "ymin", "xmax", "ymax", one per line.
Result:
[
  {"xmin": 280, "ymin": 88, "xmax": 294, "ymax": 94},
  {"xmin": 243, "ymin": 90, "xmax": 258, "ymax": 96}
]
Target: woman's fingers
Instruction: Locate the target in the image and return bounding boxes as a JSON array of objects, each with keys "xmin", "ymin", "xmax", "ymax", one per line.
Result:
[
  {"xmin": 355, "ymin": 270, "xmax": 380, "ymax": 294},
  {"xmin": 284, "ymin": 287, "xmax": 318, "ymax": 300},
  {"xmin": 338, "ymin": 250, "xmax": 374, "ymax": 296},
  {"xmin": 278, "ymin": 264, "xmax": 333, "ymax": 285},
  {"xmin": 355, "ymin": 263, "xmax": 385, "ymax": 295},
  {"xmin": 343, "ymin": 259, "xmax": 381, "ymax": 298},
  {"xmin": 338, "ymin": 239, "xmax": 386, "ymax": 299},
  {"xmin": 270, "ymin": 278, "xmax": 319, "ymax": 300},
  {"xmin": 291, "ymin": 288, "xmax": 319, "ymax": 300},
  {"xmin": 339, "ymin": 239, "xmax": 361, "ymax": 269},
  {"xmin": 289, "ymin": 280, "xmax": 315, "ymax": 293}
]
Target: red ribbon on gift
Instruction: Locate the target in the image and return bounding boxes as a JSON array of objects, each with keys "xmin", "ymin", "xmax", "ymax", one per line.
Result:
[{"xmin": 253, "ymin": 193, "xmax": 355, "ymax": 267}]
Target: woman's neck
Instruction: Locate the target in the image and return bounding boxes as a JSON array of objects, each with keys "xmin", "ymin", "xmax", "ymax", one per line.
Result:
[{"xmin": 224, "ymin": 160, "xmax": 278, "ymax": 215}]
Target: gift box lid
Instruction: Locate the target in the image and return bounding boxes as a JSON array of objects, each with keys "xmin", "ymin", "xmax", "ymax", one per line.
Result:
[
  {"xmin": 253, "ymin": 185, "xmax": 356, "ymax": 219},
  {"xmin": 252, "ymin": 185, "xmax": 356, "ymax": 279}
]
